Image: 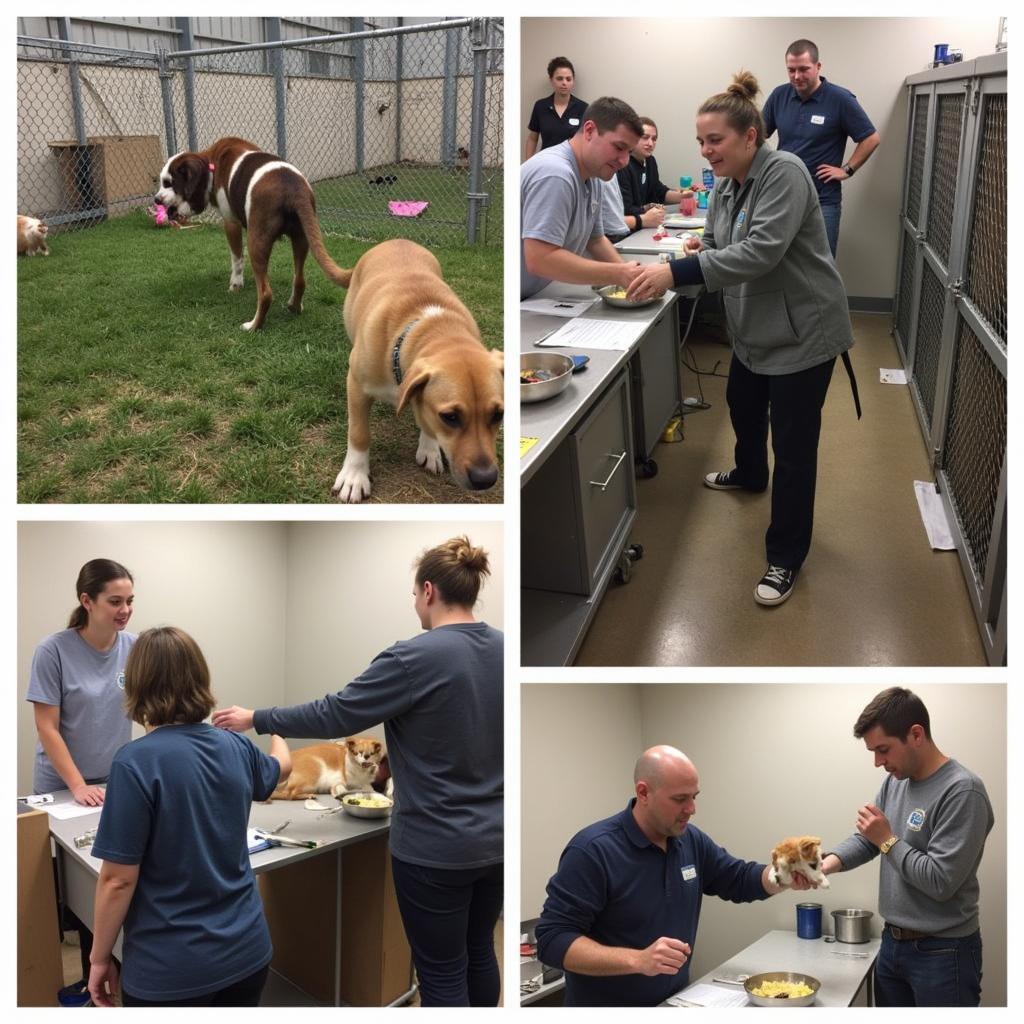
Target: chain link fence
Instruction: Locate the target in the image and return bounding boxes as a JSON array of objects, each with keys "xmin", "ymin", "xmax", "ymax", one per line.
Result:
[
  {"xmin": 891, "ymin": 58, "xmax": 1007, "ymax": 664},
  {"xmin": 17, "ymin": 17, "xmax": 503, "ymax": 245}
]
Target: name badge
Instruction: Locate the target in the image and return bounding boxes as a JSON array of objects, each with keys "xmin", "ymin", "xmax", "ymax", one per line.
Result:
[
  {"xmin": 681, "ymin": 865, "xmax": 697, "ymax": 882},
  {"xmin": 568, "ymin": 117, "xmax": 580, "ymax": 126},
  {"xmin": 810, "ymin": 114, "xmax": 826, "ymax": 125},
  {"xmin": 641, "ymin": 173, "xmax": 647, "ymax": 186},
  {"xmin": 907, "ymin": 808, "xmax": 927, "ymax": 831}
]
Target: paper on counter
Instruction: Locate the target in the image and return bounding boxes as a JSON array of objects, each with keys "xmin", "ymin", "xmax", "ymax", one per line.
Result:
[
  {"xmin": 536, "ymin": 317, "xmax": 644, "ymax": 352},
  {"xmin": 520, "ymin": 296, "xmax": 598, "ymax": 318},
  {"xmin": 914, "ymin": 480, "xmax": 956, "ymax": 550},
  {"xmin": 880, "ymin": 368, "xmax": 908, "ymax": 384},
  {"xmin": 663, "ymin": 216, "xmax": 706, "ymax": 229},
  {"xmin": 667, "ymin": 983, "xmax": 750, "ymax": 1008},
  {"xmin": 520, "ymin": 437, "xmax": 540, "ymax": 457},
  {"xmin": 43, "ymin": 799, "xmax": 104, "ymax": 821}
]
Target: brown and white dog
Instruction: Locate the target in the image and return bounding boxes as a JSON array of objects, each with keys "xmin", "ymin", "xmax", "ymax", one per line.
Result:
[
  {"xmin": 17, "ymin": 216, "xmax": 49, "ymax": 256},
  {"xmin": 331, "ymin": 239, "xmax": 504, "ymax": 502},
  {"xmin": 154, "ymin": 136, "xmax": 349, "ymax": 331}
]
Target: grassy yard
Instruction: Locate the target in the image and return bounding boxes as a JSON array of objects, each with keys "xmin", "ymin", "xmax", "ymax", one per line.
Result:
[{"xmin": 17, "ymin": 212, "xmax": 503, "ymax": 504}]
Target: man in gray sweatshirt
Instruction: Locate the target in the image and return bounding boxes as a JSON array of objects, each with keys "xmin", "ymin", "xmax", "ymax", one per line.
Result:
[{"xmin": 822, "ymin": 687, "xmax": 993, "ymax": 1007}]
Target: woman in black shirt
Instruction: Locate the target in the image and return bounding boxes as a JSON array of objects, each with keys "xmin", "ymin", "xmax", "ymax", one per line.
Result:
[{"xmin": 525, "ymin": 57, "xmax": 587, "ymax": 159}]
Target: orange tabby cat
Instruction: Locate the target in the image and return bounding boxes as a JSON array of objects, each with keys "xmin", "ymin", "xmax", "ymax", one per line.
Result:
[
  {"xmin": 768, "ymin": 835, "xmax": 830, "ymax": 888},
  {"xmin": 271, "ymin": 736, "xmax": 384, "ymax": 800}
]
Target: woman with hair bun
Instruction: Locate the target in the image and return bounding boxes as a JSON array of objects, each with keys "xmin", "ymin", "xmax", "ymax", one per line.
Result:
[
  {"xmin": 525, "ymin": 56, "xmax": 588, "ymax": 159},
  {"xmin": 628, "ymin": 71, "xmax": 859, "ymax": 607},
  {"xmin": 214, "ymin": 535, "xmax": 504, "ymax": 1007}
]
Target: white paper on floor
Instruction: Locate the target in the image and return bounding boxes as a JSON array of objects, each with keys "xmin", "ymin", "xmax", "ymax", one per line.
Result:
[
  {"xmin": 880, "ymin": 368, "xmax": 908, "ymax": 384},
  {"xmin": 914, "ymin": 480, "xmax": 956, "ymax": 550}
]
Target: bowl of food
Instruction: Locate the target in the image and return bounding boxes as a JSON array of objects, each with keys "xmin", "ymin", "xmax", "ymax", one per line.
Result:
[
  {"xmin": 340, "ymin": 793, "xmax": 393, "ymax": 818},
  {"xmin": 594, "ymin": 284, "xmax": 660, "ymax": 309},
  {"xmin": 521, "ymin": 352, "xmax": 574, "ymax": 404},
  {"xmin": 744, "ymin": 972, "xmax": 820, "ymax": 1007}
]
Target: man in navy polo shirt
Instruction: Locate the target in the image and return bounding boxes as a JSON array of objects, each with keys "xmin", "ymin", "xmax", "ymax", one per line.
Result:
[
  {"xmin": 762, "ymin": 39, "xmax": 880, "ymax": 257},
  {"xmin": 535, "ymin": 746, "xmax": 813, "ymax": 1007}
]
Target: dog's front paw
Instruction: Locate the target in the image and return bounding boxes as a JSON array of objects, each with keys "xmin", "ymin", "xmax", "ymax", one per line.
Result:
[
  {"xmin": 817, "ymin": 874, "xmax": 831, "ymax": 889},
  {"xmin": 415, "ymin": 432, "xmax": 444, "ymax": 475},
  {"xmin": 229, "ymin": 277, "xmax": 244, "ymax": 292},
  {"xmin": 332, "ymin": 450, "xmax": 372, "ymax": 502},
  {"xmin": 241, "ymin": 319, "xmax": 258, "ymax": 331}
]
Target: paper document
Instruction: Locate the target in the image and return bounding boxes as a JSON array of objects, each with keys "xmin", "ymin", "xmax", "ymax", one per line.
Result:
[
  {"xmin": 520, "ymin": 296, "xmax": 597, "ymax": 318},
  {"xmin": 536, "ymin": 317, "xmax": 643, "ymax": 352},
  {"xmin": 43, "ymin": 800, "xmax": 103, "ymax": 821},
  {"xmin": 880, "ymin": 368, "xmax": 908, "ymax": 384},
  {"xmin": 663, "ymin": 216, "xmax": 706, "ymax": 229},
  {"xmin": 914, "ymin": 480, "xmax": 956, "ymax": 550},
  {"xmin": 667, "ymin": 983, "xmax": 750, "ymax": 1008},
  {"xmin": 520, "ymin": 437, "xmax": 540, "ymax": 457}
]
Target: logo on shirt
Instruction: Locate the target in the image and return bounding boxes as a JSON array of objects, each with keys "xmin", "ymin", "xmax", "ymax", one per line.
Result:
[
  {"xmin": 736, "ymin": 209, "xmax": 747, "ymax": 226},
  {"xmin": 569, "ymin": 118, "xmax": 580, "ymax": 126},
  {"xmin": 116, "ymin": 671, "xmax": 126, "ymax": 690},
  {"xmin": 680, "ymin": 865, "xmax": 697, "ymax": 883},
  {"xmin": 907, "ymin": 808, "xmax": 927, "ymax": 831},
  {"xmin": 811, "ymin": 114, "xmax": 826, "ymax": 125}
]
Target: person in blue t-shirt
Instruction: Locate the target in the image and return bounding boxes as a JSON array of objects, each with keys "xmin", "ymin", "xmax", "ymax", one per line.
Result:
[
  {"xmin": 536, "ymin": 746, "xmax": 816, "ymax": 1007},
  {"xmin": 762, "ymin": 39, "xmax": 880, "ymax": 256},
  {"xmin": 87, "ymin": 627, "xmax": 291, "ymax": 1008},
  {"xmin": 213, "ymin": 536, "xmax": 504, "ymax": 1008}
]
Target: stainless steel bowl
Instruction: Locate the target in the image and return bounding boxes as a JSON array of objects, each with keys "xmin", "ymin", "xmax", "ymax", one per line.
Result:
[
  {"xmin": 521, "ymin": 352, "xmax": 574, "ymax": 404},
  {"xmin": 744, "ymin": 972, "xmax": 821, "ymax": 1007},
  {"xmin": 831, "ymin": 908, "xmax": 874, "ymax": 943},
  {"xmin": 594, "ymin": 284, "xmax": 659, "ymax": 309},
  {"xmin": 340, "ymin": 795, "xmax": 393, "ymax": 819}
]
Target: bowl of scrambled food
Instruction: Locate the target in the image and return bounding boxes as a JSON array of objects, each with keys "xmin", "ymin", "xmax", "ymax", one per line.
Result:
[
  {"xmin": 521, "ymin": 352, "xmax": 574, "ymax": 404},
  {"xmin": 744, "ymin": 972, "xmax": 820, "ymax": 1007},
  {"xmin": 594, "ymin": 284, "xmax": 660, "ymax": 309},
  {"xmin": 340, "ymin": 793, "xmax": 393, "ymax": 818}
]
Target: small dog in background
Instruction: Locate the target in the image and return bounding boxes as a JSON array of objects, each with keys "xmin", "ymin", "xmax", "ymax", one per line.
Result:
[
  {"xmin": 768, "ymin": 835, "xmax": 830, "ymax": 889},
  {"xmin": 270, "ymin": 736, "xmax": 385, "ymax": 801},
  {"xmin": 17, "ymin": 216, "xmax": 49, "ymax": 256}
]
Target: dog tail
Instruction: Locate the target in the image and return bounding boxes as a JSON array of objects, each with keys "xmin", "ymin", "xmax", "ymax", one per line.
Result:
[{"xmin": 296, "ymin": 198, "xmax": 354, "ymax": 288}]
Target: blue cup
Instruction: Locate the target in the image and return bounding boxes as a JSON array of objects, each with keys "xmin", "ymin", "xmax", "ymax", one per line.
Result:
[
  {"xmin": 934, "ymin": 43, "xmax": 949, "ymax": 63},
  {"xmin": 797, "ymin": 902, "xmax": 823, "ymax": 939},
  {"xmin": 680, "ymin": 175, "xmax": 693, "ymax": 188}
]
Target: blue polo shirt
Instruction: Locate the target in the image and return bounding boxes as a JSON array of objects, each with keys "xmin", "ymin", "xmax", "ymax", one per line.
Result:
[
  {"xmin": 762, "ymin": 77, "xmax": 876, "ymax": 207},
  {"xmin": 535, "ymin": 801, "xmax": 770, "ymax": 1006}
]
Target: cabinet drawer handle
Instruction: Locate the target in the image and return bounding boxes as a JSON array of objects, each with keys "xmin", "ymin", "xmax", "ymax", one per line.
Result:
[{"xmin": 589, "ymin": 451, "xmax": 628, "ymax": 490}]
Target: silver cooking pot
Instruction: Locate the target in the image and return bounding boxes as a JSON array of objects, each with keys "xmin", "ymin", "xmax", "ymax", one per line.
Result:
[{"xmin": 831, "ymin": 908, "xmax": 873, "ymax": 943}]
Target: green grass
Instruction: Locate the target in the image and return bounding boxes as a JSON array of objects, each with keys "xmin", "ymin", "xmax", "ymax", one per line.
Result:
[{"xmin": 17, "ymin": 212, "xmax": 504, "ymax": 504}]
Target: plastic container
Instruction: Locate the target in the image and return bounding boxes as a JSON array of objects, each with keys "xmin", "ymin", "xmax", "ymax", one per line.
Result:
[
  {"xmin": 681, "ymin": 196, "xmax": 697, "ymax": 216},
  {"xmin": 933, "ymin": 43, "xmax": 949, "ymax": 63},
  {"xmin": 697, "ymin": 191, "xmax": 708, "ymax": 209},
  {"xmin": 679, "ymin": 175, "xmax": 693, "ymax": 188},
  {"xmin": 796, "ymin": 902, "xmax": 823, "ymax": 939},
  {"xmin": 702, "ymin": 168, "xmax": 714, "ymax": 190}
]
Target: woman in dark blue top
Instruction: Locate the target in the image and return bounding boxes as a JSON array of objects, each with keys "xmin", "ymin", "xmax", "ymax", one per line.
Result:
[
  {"xmin": 88, "ymin": 627, "xmax": 291, "ymax": 1007},
  {"xmin": 214, "ymin": 536, "xmax": 504, "ymax": 1008},
  {"xmin": 525, "ymin": 57, "xmax": 587, "ymax": 160}
]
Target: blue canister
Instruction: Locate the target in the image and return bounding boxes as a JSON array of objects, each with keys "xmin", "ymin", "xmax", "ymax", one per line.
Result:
[
  {"xmin": 680, "ymin": 175, "xmax": 693, "ymax": 188},
  {"xmin": 933, "ymin": 43, "xmax": 949, "ymax": 64},
  {"xmin": 797, "ymin": 902, "xmax": 823, "ymax": 939},
  {"xmin": 702, "ymin": 168, "xmax": 714, "ymax": 190},
  {"xmin": 697, "ymin": 191, "xmax": 708, "ymax": 209}
]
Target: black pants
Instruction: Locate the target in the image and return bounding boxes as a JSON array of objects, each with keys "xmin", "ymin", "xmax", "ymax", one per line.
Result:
[
  {"xmin": 121, "ymin": 964, "xmax": 269, "ymax": 1007},
  {"xmin": 726, "ymin": 353, "xmax": 836, "ymax": 570},
  {"xmin": 391, "ymin": 856, "xmax": 504, "ymax": 1007}
]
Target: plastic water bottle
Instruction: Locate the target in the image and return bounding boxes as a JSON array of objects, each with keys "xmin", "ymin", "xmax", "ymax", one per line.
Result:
[{"xmin": 702, "ymin": 168, "xmax": 714, "ymax": 190}]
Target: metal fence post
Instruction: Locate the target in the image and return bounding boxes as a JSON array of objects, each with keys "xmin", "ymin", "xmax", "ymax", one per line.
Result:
[
  {"xmin": 441, "ymin": 22, "xmax": 459, "ymax": 169},
  {"xmin": 353, "ymin": 18, "xmax": 365, "ymax": 174},
  {"xmin": 57, "ymin": 18, "xmax": 87, "ymax": 145},
  {"xmin": 466, "ymin": 19, "xmax": 489, "ymax": 244},
  {"xmin": 158, "ymin": 48, "xmax": 178, "ymax": 158},
  {"xmin": 266, "ymin": 17, "xmax": 288, "ymax": 158},
  {"xmin": 175, "ymin": 17, "xmax": 198, "ymax": 151},
  {"xmin": 395, "ymin": 22, "xmax": 404, "ymax": 165}
]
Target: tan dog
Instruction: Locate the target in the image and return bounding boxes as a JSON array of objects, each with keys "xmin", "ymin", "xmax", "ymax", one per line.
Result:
[
  {"xmin": 768, "ymin": 835, "xmax": 830, "ymax": 889},
  {"xmin": 18, "ymin": 215, "xmax": 49, "ymax": 256},
  {"xmin": 270, "ymin": 737, "xmax": 384, "ymax": 801},
  {"xmin": 331, "ymin": 239, "xmax": 504, "ymax": 502}
]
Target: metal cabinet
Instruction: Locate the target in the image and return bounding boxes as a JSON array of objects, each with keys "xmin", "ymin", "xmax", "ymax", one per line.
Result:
[
  {"xmin": 630, "ymin": 303, "xmax": 682, "ymax": 469},
  {"xmin": 522, "ymin": 371, "xmax": 636, "ymax": 596},
  {"xmin": 892, "ymin": 53, "xmax": 1006, "ymax": 665}
]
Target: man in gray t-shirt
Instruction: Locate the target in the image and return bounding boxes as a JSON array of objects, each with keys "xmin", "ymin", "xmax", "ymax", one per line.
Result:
[
  {"xmin": 521, "ymin": 96, "xmax": 645, "ymax": 300},
  {"xmin": 821, "ymin": 688, "xmax": 993, "ymax": 1007}
]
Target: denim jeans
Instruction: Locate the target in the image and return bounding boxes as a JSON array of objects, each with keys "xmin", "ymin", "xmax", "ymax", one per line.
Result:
[
  {"xmin": 391, "ymin": 857, "xmax": 504, "ymax": 1007},
  {"xmin": 821, "ymin": 203, "xmax": 841, "ymax": 258},
  {"xmin": 874, "ymin": 928, "xmax": 983, "ymax": 1006}
]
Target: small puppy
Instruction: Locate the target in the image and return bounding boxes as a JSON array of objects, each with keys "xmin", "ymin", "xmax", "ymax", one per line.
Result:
[
  {"xmin": 331, "ymin": 238, "xmax": 504, "ymax": 502},
  {"xmin": 17, "ymin": 216, "xmax": 49, "ymax": 256},
  {"xmin": 270, "ymin": 736, "xmax": 384, "ymax": 801},
  {"xmin": 769, "ymin": 835, "xmax": 830, "ymax": 889}
]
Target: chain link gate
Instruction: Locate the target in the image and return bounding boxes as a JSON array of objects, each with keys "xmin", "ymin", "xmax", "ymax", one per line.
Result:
[
  {"xmin": 18, "ymin": 17, "xmax": 503, "ymax": 246},
  {"xmin": 891, "ymin": 53, "xmax": 1006, "ymax": 665}
]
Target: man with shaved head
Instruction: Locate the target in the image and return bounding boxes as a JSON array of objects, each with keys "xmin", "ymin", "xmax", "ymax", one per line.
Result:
[{"xmin": 535, "ymin": 745, "xmax": 812, "ymax": 1006}]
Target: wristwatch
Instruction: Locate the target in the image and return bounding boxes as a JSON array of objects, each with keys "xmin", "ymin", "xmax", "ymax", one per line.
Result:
[
  {"xmin": 879, "ymin": 835, "xmax": 900, "ymax": 854},
  {"xmin": 843, "ymin": 163, "xmax": 856, "ymax": 177}
]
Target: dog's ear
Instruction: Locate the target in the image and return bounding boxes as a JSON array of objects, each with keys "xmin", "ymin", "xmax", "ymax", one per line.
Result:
[
  {"xmin": 799, "ymin": 837, "xmax": 821, "ymax": 859},
  {"xmin": 396, "ymin": 365, "xmax": 432, "ymax": 415},
  {"xmin": 372, "ymin": 741, "xmax": 382, "ymax": 755},
  {"xmin": 489, "ymin": 349, "xmax": 504, "ymax": 376}
]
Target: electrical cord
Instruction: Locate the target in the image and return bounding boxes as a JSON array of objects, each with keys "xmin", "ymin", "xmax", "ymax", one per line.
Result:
[{"xmin": 678, "ymin": 294, "xmax": 729, "ymax": 409}]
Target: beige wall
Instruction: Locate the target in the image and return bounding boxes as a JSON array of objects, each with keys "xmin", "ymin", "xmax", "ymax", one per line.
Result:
[
  {"xmin": 521, "ymin": 682, "xmax": 1006, "ymax": 1007},
  {"xmin": 18, "ymin": 520, "xmax": 503, "ymax": 787},
  {"xmin": 520, "ymin": 16, "xmax": 1000, "ymax": 298}
]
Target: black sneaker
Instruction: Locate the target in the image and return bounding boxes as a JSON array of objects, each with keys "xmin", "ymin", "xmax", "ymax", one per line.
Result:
[
  {"xmin": 703, "ymin": 469, "xmax": 744, "ymax": 490},
  {"xmin": 754, "ymin": 565, "xmax": 797, "ymax": 606}
]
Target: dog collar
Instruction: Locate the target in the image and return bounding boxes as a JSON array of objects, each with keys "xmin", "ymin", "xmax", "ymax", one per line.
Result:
[{"xmin": 392, "ymin": 319, "xmax": 419, "ymax": 385}]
